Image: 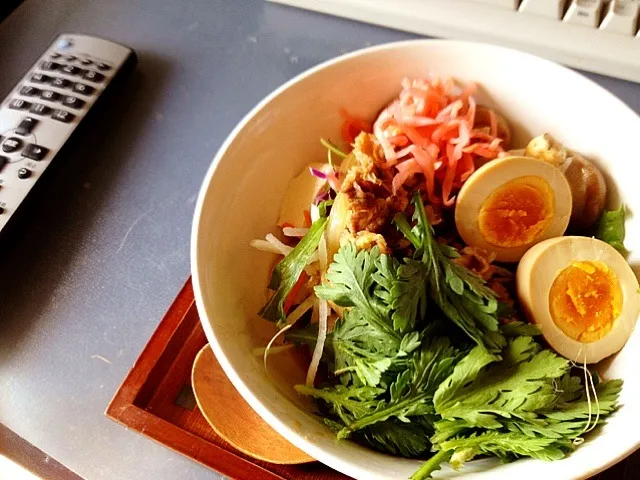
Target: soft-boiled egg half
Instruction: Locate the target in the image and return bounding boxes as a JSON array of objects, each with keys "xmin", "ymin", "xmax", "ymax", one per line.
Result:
[
  {"xmin": 455, "ymin": 156, "xmax": 572, "ymax": 262},
  {"xmin": 517, "ymin": 236, "xmax": 640, "ymax": 363}
]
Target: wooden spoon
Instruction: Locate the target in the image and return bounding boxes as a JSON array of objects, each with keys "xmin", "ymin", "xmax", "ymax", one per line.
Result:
[{"xmin": 191, "ymin": 344, "xmax": 315, "ymax": 464}]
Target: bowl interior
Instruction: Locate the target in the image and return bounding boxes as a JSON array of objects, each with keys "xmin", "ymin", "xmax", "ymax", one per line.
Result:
[{"xmin": 192, "ymin": 40, "xmax": 640, "ymax": 480}]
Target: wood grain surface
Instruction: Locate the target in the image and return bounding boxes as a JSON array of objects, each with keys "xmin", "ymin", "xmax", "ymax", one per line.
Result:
[
  {"xmin": 192, "ymin": 343, "xmax": 314, "ymax": 464},
  {"xmin": 106, "ymin": 278, "xmax": 639, "ymax": 480}
]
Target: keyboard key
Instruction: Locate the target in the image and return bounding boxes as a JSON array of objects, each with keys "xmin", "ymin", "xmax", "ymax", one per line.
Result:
[
  {"xmin": 41, "ymin": 61, "xmax": 61, "ymax": 71},
  {"xmin": 61, "ymin": 65, "xmax": 82, "ymax": 76},
  {"xmin": 40, "ymin": 90, "xmax": 61, "ymax": 102},
  {"xmin": 29, "ymin": 103, "xmax": 52, "ymax": 115},
  {"xmin": 600, "ymin": 1, "xmax": 640, "ymax": 34},
  {"xmin": 23, "ymin": 143, "xmax": 48, "ymax": 161},
  {"xmin": 51, "ymin": 109, "xmax": 75, "ymax": 123},
  {"xmin": 9, "ymin": 99, "xmax": 31, "ymax": 110},
  {"xmin": 20, "ymin": 86, "xmax": 41, "ymax": 97},
  {"xmin": 3, "ymin": 137, "xmax": 23, "ymax": 153},
  {"xmin": 83, "ymin": 70, "xmax": 105, "ymax": 83},
  {"xmin": 51, "ymin": 77, "xmax": 71, "ymax": 88},
  {"xmin": 31, "ymin": 73, "xmax": 52, "ymax": 84},
  {"xmin": 519, "ymin": 0, "xmax": 567, "ymax": 19},
  {"xmin": 16, "ymin": 117, "xmax": 38, "ymax": 136},
  {"xmin": 62, "ymin": 95, "xmax": 85, "ymax": 109},
  {"xmin": 564, "ymin": 0, "xmax": 604, "ymax": 27},
  {"xmin": 72, "ymin": 83, "xmax": 95, "ymax": 95}
]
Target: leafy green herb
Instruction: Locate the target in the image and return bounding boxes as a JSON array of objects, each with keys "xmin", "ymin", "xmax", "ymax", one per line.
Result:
[
  {"xmin": 297, "ymin": 333, "xmax": 461, "ymax": 453},
  {"xmin": 359, "ymin": 419, "xmax": 431, "ymax": 457},
  {"xmin": 286, "ymin": 308, "xmax": 412, "ymax": 387},
  {"xmin": 595, "ymin": 204, "xmax": 627, "ymax": 253},
  {"xmin": 434, "ymin": 337, "xmax": 569, "ymax": 427},
  {"xmin": 259, "ymin": 217, "xmax": 328, "ymax": 322},
  {"xmin": 500, "ymin": 320, "xmax": 541, "ymax": 337},
  {"xmin": 314, "ymin": 244, "xmax": 402, "ymax": 385},
  {"xmin": 330, "ymin": 310, "xmax": 400, "ymax": 386},
  {"xmin": 282, "ymin": 184, "xmax": 622, "ymax": 480},
  {"xmin": 418, "ymin": 338, "xmax": 622, "ymax": 474},
  {"xmin": 374, "ymin": 255, "xmax": 428, "ymax": 332},
  {"xmin": 294, "ymin": 383, "xmax": 384, "ymax": 426},
  {"xmin": 312, "ymin": 242, "xmax": 437, "ymax": 387},
  {"xmin": 338, "ymin": 336, "xmax": 462, "ymax": 437},
  {"xmin": 315, "ymin": 243, "xmax": 397, "ymax": 338},
  {"xmin": 394, "ymin": 193, "xmax": 506, "ymax": 353},
  {"xmin": 440, "ymin": 431, "xmax": 565, "ymax": 464}
]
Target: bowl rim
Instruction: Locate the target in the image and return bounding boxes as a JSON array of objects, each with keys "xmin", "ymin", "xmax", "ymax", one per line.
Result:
[{"xmin": 191, "ymin": 38, "xmax": 640, "ymax": 479}]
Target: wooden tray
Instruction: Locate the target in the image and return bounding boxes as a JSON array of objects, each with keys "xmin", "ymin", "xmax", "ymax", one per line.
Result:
[
  {"xmin": 105, "ymin": 279, "xmax": 347, "ymax": 480},
  {"xmin": 106, "ymin": 278, "xmax": 638, "ymax": 480}
]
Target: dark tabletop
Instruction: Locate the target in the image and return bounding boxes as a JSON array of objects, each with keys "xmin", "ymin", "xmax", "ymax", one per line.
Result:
[{"xmin": 0, "ymin": 1, "xmax": 638, "ymax": 479}]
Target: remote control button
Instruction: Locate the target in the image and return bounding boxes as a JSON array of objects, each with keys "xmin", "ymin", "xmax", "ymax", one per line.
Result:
[
  {"xmin": 61, "ymin": 65, "xmax": 82, "ymax": 76},
  {"xmin": 9, "ymin": 99, "xmax": 31, "ymax": 110},
  {"xmin": 29, "ymin": 103, "xmax": 52, "ymax": 115},
  {"xmin": 23, "ymin": 143, "xmax": 48, "ymax": 161},
  {"xmin": 18, "ymin": 167, "xmax": 31, "ymax": 179},
  {"xmin": 40, "ymin": 90, "xmax": 61, "ymax": 102},
  {"xmin": 64, "ymin": 55, "xmax": 77, "ymax": 62},
  {"xmin": 83, "ymin": 70, "xmax": 105, "ymax": 83},
  {"xmin": 57, "ymin": 38, "xmax": 73, "ymax": 50},
  {"xmin": 0, "ymin": 207, "xmax": 4, "ymax": 214},
  {"xmin": 81, "ymin": 58, "xmax": 93, "ymax": 66},
  {"xmin": 0, "ymin": 156, "xmax": 7, "ymax": 172},
  {"xmin": 51, "ymin": 109, "xmax": 75, "ymax": 123},
  {"xmin": 51, "ymin": 77, "xmax": 71, "ymax": 88},
  {"xmin": 16, "ymin": 117, "xmax": 38, "ymax": 136},
  {"xmin": 50, "ymin": 52, "xmax": 61, "ymax": 59},
  {"xmin": 3, "ymin": 137, "xmax": 23, "ymax": 153},
  {"xmin": 31, "ymin": 73, "xmax": 52, "ymax": 84},
  {"xmin": 96, "ymin": 62, "xmax": 111, "ymax": 71},
  {"xmin": 72, "ymin": 83, "xmax": 95, "ymax": 95},
  {"xmin": 41, "ymin": 61, "xmax": 61, "ymax": 71},
  {"xmin": 20, "ymin": 86, "xmax": 41, "ymax": 97},
  {"xmin": 62, "ymin": 95, "xmax": 85, "ymax": 109}
]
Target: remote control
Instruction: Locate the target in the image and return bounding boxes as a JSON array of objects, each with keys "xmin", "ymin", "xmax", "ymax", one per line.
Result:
[{"xmin": 0, "ymin": 33, "xmax": 137, "ymax": 237}]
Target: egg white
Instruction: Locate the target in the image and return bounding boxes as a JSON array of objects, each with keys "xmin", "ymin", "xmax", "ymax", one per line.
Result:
[
  {"xmin": 455, "ymin": 156, "xmax": 572, "ymax": 262},
  {"xmin": 516, "ymin": 236, "xmax": 640, "ymax": 364}
]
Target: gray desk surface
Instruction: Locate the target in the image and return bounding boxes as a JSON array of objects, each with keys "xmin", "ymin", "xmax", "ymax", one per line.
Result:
[{"xmin": 0, "ymin": 1, "xmax": 639, "ymax": 479}]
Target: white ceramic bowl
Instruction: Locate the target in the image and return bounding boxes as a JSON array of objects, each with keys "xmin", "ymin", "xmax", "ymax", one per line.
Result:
[{"xmin": 191, "ymin": 40, "xmax": 640, "ymax": 479}]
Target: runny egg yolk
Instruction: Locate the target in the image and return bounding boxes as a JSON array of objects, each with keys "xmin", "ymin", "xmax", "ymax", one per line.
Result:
[
  {"xmin": 549, "ymin": 260, "xmax": 622, "ymax": 343},
  {"xmin": 478, "ymin": 176, "xmax": 555, "ymax": 248}
]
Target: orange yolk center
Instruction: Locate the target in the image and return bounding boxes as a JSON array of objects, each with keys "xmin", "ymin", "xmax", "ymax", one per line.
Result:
[
  {"xmin": 478, "ymin": 176, "xmax": 554, "ymax": 248},
  {"xmin": 549, "ymin": 260, "xmax": 622, "ymax": 343}
]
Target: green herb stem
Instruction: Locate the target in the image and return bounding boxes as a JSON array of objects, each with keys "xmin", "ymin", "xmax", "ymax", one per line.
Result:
[
  {"xmin": 409, "ymin": 450, "xmax": 453, "ymax": 480},
  {"xmin": 320, "ymin": 138, "xmax": 347, "ymax": 158}
]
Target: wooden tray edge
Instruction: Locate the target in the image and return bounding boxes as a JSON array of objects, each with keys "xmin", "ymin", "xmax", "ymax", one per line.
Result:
[{"xmin": 105, "ymin": 278, "xmax": 289, "ymax": 480}]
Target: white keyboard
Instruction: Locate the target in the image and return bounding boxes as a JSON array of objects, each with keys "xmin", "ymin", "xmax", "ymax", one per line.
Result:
[{"xmin": 269, "ymin": 0, "xmax": 640, "ymax": 83}]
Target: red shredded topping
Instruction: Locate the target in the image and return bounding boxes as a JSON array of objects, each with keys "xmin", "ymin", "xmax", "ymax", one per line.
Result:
[
  {"xmin": 303, "ymin": 209, "xmax": 312, "ymax": 227},
  {"xmin": 357, "ymin": 77, "xmax": 505, "ymax": 205},
  {"xmin": 283, "ymin": 271, "xmax": 309, "ymax": 315}
]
